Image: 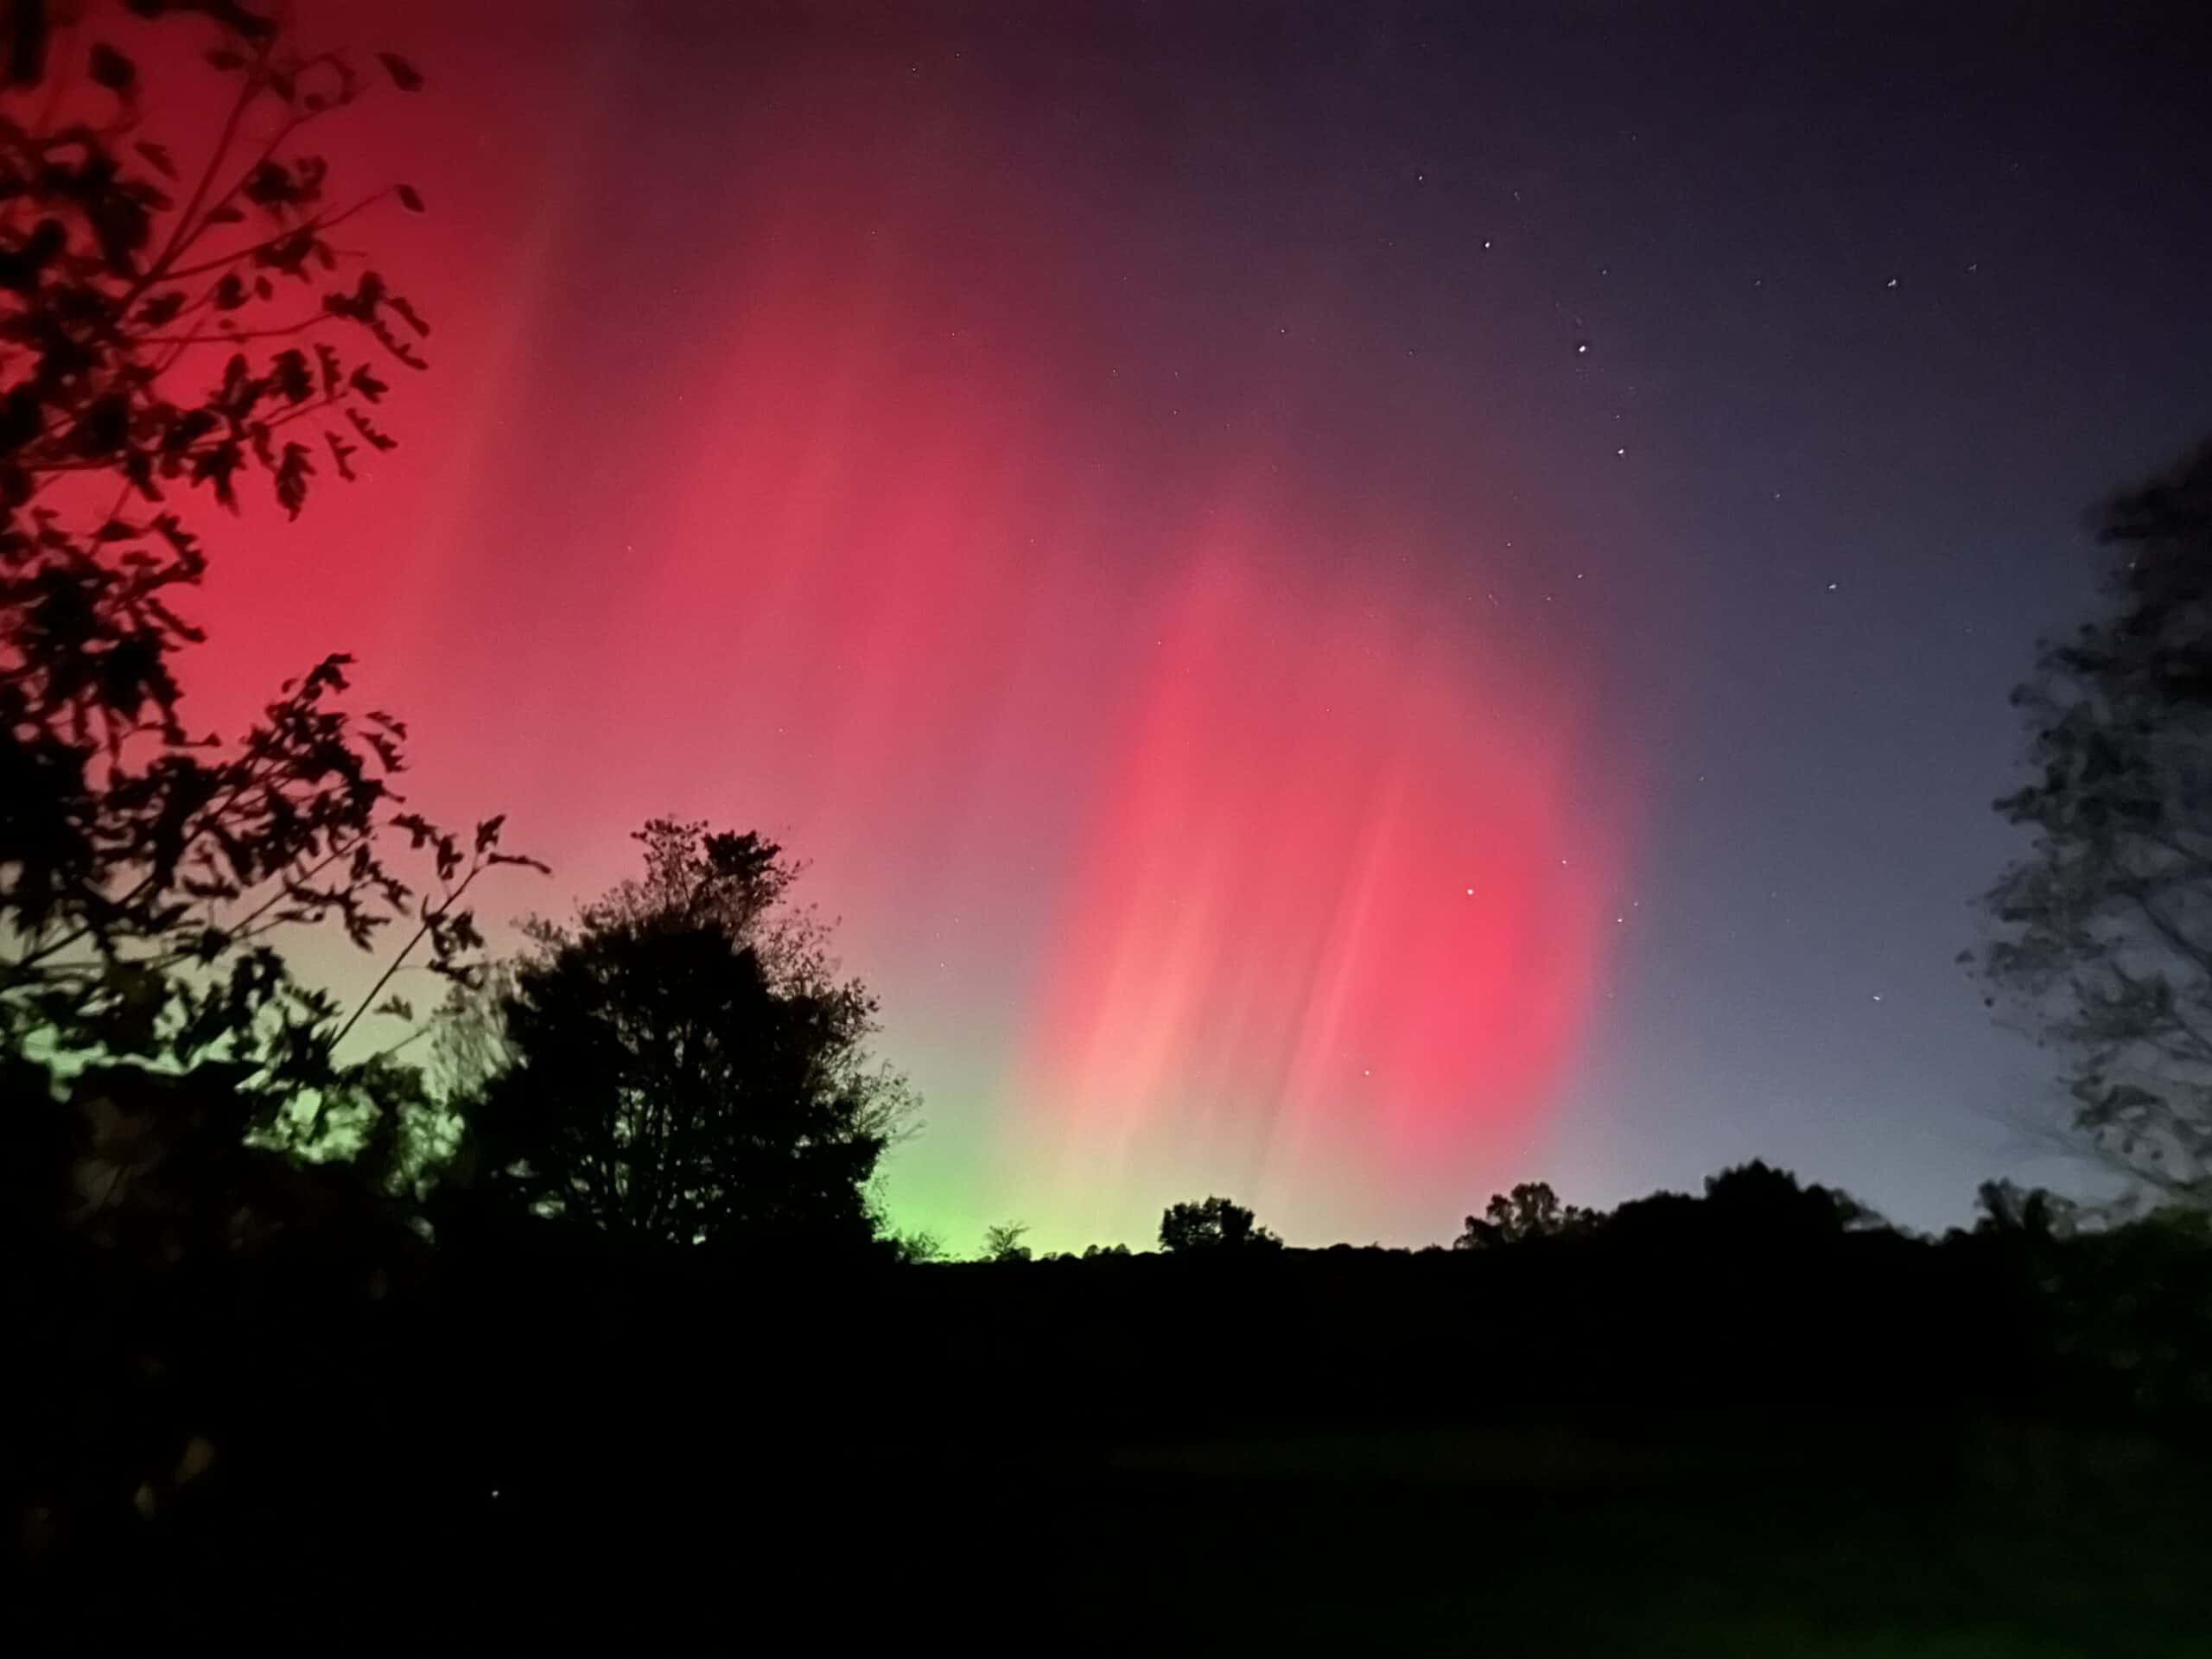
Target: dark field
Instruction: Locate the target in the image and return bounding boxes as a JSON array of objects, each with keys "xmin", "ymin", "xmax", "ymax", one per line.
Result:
[
  {"xmin": 27, "ymin": 1235, "xmax": 2208, "ymax": 1656},
  {"xmin": 467, "ymin": 1413, "xmax": 2212, "ymax": 1654}
]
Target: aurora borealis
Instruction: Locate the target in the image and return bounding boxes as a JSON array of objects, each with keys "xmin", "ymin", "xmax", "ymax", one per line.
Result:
[{"xmin": 175, "ymin": 2, "xmax": 2212, "ymax": 1250}]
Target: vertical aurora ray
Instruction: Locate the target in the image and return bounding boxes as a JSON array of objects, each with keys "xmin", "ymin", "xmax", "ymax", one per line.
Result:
[{"xmin": 1007, "ymin": 531, "xmax": 1622, "ymax": 1245}]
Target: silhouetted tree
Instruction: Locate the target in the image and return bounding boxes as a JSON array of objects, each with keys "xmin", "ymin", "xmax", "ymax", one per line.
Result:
[
  {"xmin": 1701, "ymin": 1160, "xmax": 1873, "ymax": 1233},
  {"xmin": 1974, "ymin": 1178, "xmax": 2080, "ymax": 1240},
  {"xmin": 455, "ymin": 820, "xmax": 916, "ymax": 1252},
  {"xmin": 1, "ymin": 4, "xmax": 523, "ymax": 1143},
  {"xmin": 1975, "ymin": 441, "xmax": 2212, "ymax": 1206},
  {"xmin": 1, "ymin": 3, "xmax": 524, "ymax": 1580},
  {"xmin": 1159, "ymin": 1194, "xmax": 1281, "ymax": 1253},
  {"xmin": 982, "ymin": 1221, "xmax": 1032, "ymax": 1262},
  {"xmin": 1453, "ymin": 1179, "xmax": 1592, "ymax": 1248},
  {"xmin": 887, "ymin": 1227, "xmax": 944, "ymax": 1264}
]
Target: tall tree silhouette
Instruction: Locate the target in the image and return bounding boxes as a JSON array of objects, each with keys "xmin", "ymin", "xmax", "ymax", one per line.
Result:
[
  {"xmin": 457, "ymin": 820, "xmax": 916, "ymax": 1251},
  {"xmin": 1975, "ymin": 441, "xmax": 2212, "ymax": 1206}
]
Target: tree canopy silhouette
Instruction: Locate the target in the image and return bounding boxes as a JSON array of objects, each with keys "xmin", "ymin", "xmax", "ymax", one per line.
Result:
[
  {"xmin": 455, "ymin": 819, "xmax": 916, "ymax": 1252},
  {"xmin": 1159, "ymin": 1193, "xmax": 1281, "ymax": 1253},
  {"xmin": 1975, "ymin": 440, "xmax": 2212, "ymax": 1207},
  {"xmin": 1975, "ymin": 1177, "xmax": 2080, "ymax": 1240},
  {"xmin": 1, "ymin": 2, "xmax": 531, "ymax": 1573},
  {"xmin": 0, "ymin": 3, "xmax": 526, "ymax": 1153},
  {"xmin": 1700, "ymin": 1159, "xmax": 1873, "ymax": 1232},
  {"xmin": 1453, "ymin": 1179, "xmax": 1591, "ymax": 1248}
]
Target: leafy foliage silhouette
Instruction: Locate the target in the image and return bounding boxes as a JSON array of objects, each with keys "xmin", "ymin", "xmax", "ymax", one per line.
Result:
[
  {"xmin": 1159, "ymin": 1193, "xmax": 1282, "ymax": 1252},
  {"xmin": 1975, "ymin": 440, "xmax": 2212, "ymax": 1206},
  {"xmin": 2, "ymin": 1, "xmax": 531, "ymax": 1145},
  {"xmin": 1, "ymin": 0, "xmax": 529, "ymax": 1569},
  {"xmin": 1453, "ymin": 1179, "xmax": 1592, "ymax": 1248},
  {"xmin": 453, "ymin": 819, "xmax": 916, "ymax": 1252},
  {"xmin": 1700, "ymin": 1158, "xmax": 1875, "ymax": 1232},
  {"xmin": 1976, "ymin": 1178, "xmax": 2081, "ymax": 1240}
]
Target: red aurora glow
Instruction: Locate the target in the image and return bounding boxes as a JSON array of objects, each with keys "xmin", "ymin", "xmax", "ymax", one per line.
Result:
[
  {"xmin": 130, "ymin": 0, "xmax": 1633, "ymax": 1247},
  {"xmin": 1015, "ymin": 544, "xmax": 1618, "ymax": 1232}
]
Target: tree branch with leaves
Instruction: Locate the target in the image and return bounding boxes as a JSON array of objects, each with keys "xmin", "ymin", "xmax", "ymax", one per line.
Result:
[
  {"xmin": 1974, "ymin": 439, "xmax": 2212, "ymax": 1208},
  {"xmin": 2, "ymin": 0, "xmax": 538, "ymax": 1148}
]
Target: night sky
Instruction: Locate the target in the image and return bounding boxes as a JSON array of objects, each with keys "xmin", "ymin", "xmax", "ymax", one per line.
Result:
[{"xmin": 190, "ymin": 2, "xmax": 2212, "ymax": 1249}]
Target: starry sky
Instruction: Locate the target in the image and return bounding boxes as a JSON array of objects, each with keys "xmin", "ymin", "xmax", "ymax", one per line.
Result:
[{"xmin": 181, "ymin": 1, "xmax": 2212, "ymax": 1249}]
